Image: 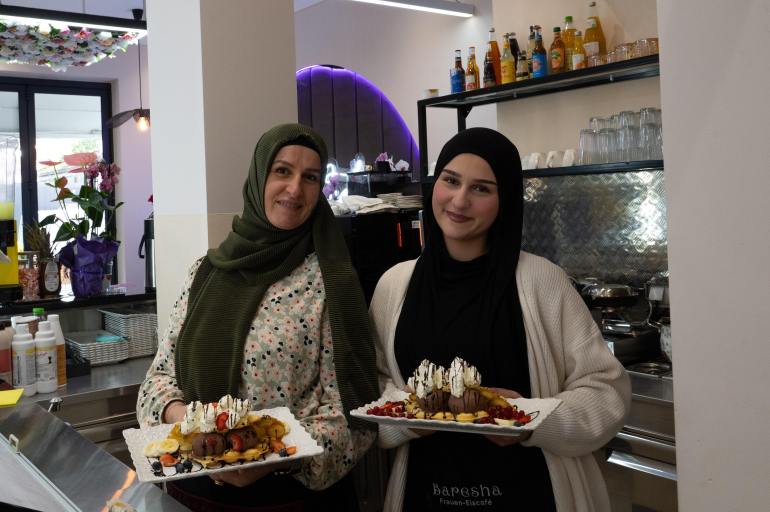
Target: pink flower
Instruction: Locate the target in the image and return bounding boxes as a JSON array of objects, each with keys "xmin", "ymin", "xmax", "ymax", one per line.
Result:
[
  {"xmin": 39, "ymin": 160, "xmax": 62, "ymax": 167},
  {"xmin": 74, "ymin": 28, "xmax": 92, "ymax": 40},
  {"xmin": 63, "ymin": 152, "xmax": 97, "ymax": 168}
]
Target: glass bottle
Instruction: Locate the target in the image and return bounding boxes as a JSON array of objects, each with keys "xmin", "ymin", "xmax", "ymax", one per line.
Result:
[
  {"xmin": 500, "ymin": 34, "xmax": 516, "ymax": 84},
  {"xmin": 465, "ymin": 46, "xmax": 480, "ymax": 90},
  {"xmin": 507, "ymin": 32, "xmax": 521, "ymax": 70},
  {"xmin": 532, "ymin": 31, "xmax": 548, "ymax": 78},
  {"xmin": 483, "ymin": 41, "xmax": 497, "ymax": 88},
  {"xmin": 526, "ymin": 25, "xmax": 536, "ymax": 77},
  {"xmin": 515, "ymin": 51, "xmax": 529, "ymax": 81},
  {"xmin": 450, "ymin": 49, "xmax": 465, "ymax": 93},
  {"xmin": 550, "ymin": 27, "xmax": 566, "ymax": 74},
  {"xmin": 562, "ymin": 16, "xmax": 576, "ymax": 70},
  {"xmin": 572, "ymin": 30, "xmax": 587, "ymax": 70},
  {"xmin": 37, "ymin": 256, "xmax": 61, "ymax": 298},
  {"xmin": 488, "ymin": 28, "xmax": 501, "ymax": 86},
  {"xmin": 584, "ymin": 1, "xmax": 607, "ymax": 58}
]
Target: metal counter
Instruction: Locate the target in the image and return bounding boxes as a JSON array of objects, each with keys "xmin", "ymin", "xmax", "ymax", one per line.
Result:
[
  {"xmin": 16, "ymin": 356, "xmax": 153, "ymax": 407},
  {"xmin": 0, "ymin": 403, "xmax": 187, "ymax": 512}
]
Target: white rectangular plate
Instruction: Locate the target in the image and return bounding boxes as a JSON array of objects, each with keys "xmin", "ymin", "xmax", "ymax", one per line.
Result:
[
  {"xmin": 351, "ymin": 389, "xmax": 561, "ymax": 437},
  {"xmin": 123, "ymin": 406, "xmax": 323, "ymax": 483}
]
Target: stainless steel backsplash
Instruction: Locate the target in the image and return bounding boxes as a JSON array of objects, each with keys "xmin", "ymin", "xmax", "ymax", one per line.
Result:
[{"xmin": 521, "ymin": 169, "xmax": 668, "ymax": 287}]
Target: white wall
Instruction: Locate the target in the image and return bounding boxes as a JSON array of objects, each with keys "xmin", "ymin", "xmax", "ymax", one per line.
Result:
[
  {"xmin": 294, "ymin": 0, "xmax": 496, "ymax": 169},
  {"xmin": 0, "ymin": 44, "xmax": 152, "ymax": 292},
  {"xmin": 148, "ymin": 0, "xmax": 297, "ymax": 332},
  {"xmin": 493, "ymin": 0, "xmax": 660, "ymax": 156},
  {"xmin": 658, "ymin": 0, "xmax": 770, "ymax": 510}
]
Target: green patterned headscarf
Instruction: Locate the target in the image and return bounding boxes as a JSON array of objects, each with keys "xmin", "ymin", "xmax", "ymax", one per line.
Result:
[{"xmin": 175, "ymin": 123, "xmax": 378, "ymax": 429}]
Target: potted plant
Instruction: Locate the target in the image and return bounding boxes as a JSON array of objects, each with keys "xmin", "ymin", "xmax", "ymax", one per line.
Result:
[{"xmin": 38, "ymin": 153, "xmax": 123, "ymax": 297}]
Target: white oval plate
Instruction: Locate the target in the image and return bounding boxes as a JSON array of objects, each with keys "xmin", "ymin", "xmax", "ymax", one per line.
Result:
[
  {"xmin": 351, "ymin": 389, "xmax": 561, "ymax": 437},
  {"xmin": 123, "ymin": 406, "xmax": 323, "ymax": 483}
]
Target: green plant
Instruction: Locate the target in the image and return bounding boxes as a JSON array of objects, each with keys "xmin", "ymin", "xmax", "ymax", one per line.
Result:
[
  {"xmin": 23, "ymin": 221, "xmax": 54, "ymax": 260},
  {"xmin": 38, "ymin": 152, "xmax": 124, "ymax": 243}
]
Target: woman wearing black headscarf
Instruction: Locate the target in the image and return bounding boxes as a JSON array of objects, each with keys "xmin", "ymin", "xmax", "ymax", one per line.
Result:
[
  {"xmin": 370, "ymin": 128, "xmax": 630, "ymax": 511},
  {"xmin": 138, "ymin": 124, "xmax": 379, "ymax": 511}
]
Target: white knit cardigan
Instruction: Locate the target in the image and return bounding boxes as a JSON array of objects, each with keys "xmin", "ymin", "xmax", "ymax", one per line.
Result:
[{"xmin": 369, "ymin": 252, "xmax": 631, "ymax": 512}]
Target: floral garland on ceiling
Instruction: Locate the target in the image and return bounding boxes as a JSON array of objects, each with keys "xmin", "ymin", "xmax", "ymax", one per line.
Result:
[{"xmin": 0, "ymin": 18, "xmax": 143, "ymax": 72}]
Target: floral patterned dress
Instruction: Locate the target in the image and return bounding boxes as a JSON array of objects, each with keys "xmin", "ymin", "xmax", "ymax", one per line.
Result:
[{"xmin": 137, "ymin": 253, "xmax": 375, "ymax": 490}]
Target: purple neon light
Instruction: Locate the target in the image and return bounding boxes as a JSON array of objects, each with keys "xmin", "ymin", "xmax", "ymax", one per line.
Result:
[{"xmin": 295, "ymin": 64, "xmax": 419, "ymax": 165}]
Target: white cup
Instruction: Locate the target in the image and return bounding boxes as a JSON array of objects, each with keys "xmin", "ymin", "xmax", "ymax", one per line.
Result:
[
  {"xmin": 530, "ymin": 152, "xmax": 547, "ymax": 169},
  {"xmin": 562, "ymin": 148, "xmax": 577, "ymax": 166},
  {"xmin": 546, "ymin": 150, "xmax": 564, "ymax": 168}
]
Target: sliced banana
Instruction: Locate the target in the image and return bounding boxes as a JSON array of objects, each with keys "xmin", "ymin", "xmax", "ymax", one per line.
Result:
[
  {"xmin": 143, "ymin": 441, "xmax": 160, "ymax": 457},
  {"xmin": 493, "ymin": 418, "xmax": 516, "ymax": 426},
  {"xmin": 158, "ymin": 438, "xmax": 180, "ymax": 454}
]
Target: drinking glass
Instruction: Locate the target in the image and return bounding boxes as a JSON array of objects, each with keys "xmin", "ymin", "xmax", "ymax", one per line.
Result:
[
  {"xmin": 589, "ymin": 117, "xmax": 608, "ymax": 131},
  {"xmin": 648, "ymin": 38, "xmax": 659, "ymax": 54},
  {"xmin": 587, "ymin": 54, "xmax": 604, "ymax": 68},
  {"xmin": 640, "ymin": 123, "xmax": 662, "ymax": 160},
  {"xmin": 618, "ymin": 110, "xmax": 637, "ymax": 129},
  {"xmin": 634, "ymin": 39, "xmax": 651, "ymax": 58},
  {"xmin": 606, "ymin": 50, "xmax": 617, "ymax": 64},
  {"xmin": 617, "ymin": 126, "xmax": 640, "ymax": 161},
  {"xmin": 597, "ymin": 128, "xmax": 618, "ymax": 163},
  {"xmin": 639, "ymin": 107, "xmax": 661, "ymax": 128},
  {"xmin": 615, "ymin": 44, "xmax": 632, "ymax": 61},
  {"xmin": 578, "ymin": 129, "xmax": 598, "ymax": 165}
]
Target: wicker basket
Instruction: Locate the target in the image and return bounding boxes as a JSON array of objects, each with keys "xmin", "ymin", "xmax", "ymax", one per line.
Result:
[
  {"xmin": 100, "ymin": 305, "xmax": 159, "ymax": 358},
  {"xmin": 65, "ymin": 330, "xmax": 129, "ymax": 366}
]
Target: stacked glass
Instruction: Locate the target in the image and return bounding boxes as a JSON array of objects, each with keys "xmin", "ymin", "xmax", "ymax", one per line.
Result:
[{"xmin": 579, "ymin": 107, "xmax": 662, "ymax": 165}]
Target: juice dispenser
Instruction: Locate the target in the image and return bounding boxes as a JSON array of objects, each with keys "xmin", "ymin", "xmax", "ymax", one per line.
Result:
[{"xmin": 0, "ymin": 137, "xmax": 21, "ymax": 301}]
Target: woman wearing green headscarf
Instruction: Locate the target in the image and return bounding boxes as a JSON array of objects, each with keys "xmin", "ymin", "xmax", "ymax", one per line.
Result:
[{"xmin": 137, "ymin": 124, "xmax": 380, "ymax": 511}]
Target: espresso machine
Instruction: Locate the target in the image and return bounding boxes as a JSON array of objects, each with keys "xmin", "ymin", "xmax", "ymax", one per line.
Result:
[{"xmin": 0, "ymin": 138, "xmax": 21, "ymax": 302}]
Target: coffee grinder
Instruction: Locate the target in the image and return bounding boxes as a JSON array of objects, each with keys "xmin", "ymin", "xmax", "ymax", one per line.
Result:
[{"xmin": 0, "ymin": 138, "xmax": 21, "ymax": 302}]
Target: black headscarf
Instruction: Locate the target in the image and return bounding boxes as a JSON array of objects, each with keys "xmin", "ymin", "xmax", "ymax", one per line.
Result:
[
  {"xmin": 175, "ymin": 124, "xmax": 379, "ymax": 430},
  {"xmin": 394, "ymin": 127, "xmax": 528, "ymax": 393}
]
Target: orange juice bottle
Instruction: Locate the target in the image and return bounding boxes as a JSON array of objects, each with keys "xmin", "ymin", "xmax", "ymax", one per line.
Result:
[
  {"xmin": 584, "ymin": 1, "xmax": 606, "ymax": 58},
  {"xmin": 562, "ymin": 16, "xmax": 576, "ymax": 70}
]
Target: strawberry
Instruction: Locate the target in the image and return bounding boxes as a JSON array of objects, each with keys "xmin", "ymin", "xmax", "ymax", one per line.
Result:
[
  {"xmin": 230, "ymin": 433, "xmax": 244, "ymax": 451},
  {"xmin": 215, "ymin": 412, "xmax": 229, "ymax": 431}
]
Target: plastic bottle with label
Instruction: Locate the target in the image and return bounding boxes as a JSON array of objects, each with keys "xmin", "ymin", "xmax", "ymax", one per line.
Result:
[
  {"xmin": 0, "ymin": 323, "xmax": 13, "ymax": 385},
  {"xmin": 563, "ymin": 16, "xmax": 576, "ymax": 70},
  {"xmin": 584, "ymin": 1, "xmax": 606, "ymax": 58},
  {"xmin": 35, "ymin": 321, "xmax": 58, "ymax": 394},
  {"xmin": 48, "ymin": 314, "xmax": 67, "ymax": 386},
  {"xmin": 572, "ymin": 31, "xmax": 587, "ymax": 69},
  {"xmin": 12, "ymin": 323, "xmax": 36, "ymax": 396}
]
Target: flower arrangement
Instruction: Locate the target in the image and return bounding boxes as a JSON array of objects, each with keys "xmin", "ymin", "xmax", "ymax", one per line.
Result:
[
  {"xmin": 0, "ymin": 18, "xmax": 143, "ymax": 72},
  {"xmin": 38, "ymin": 152, "xmax": 122, "ymax": 297},
  {"xmin": 38, "ymin": 152, "xmax": 123, "ymax": 242}
]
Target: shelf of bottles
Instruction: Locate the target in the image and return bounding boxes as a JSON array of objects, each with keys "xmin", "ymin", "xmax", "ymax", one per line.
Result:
[{"xmin": 420, "ymin": 54, "xmax": 659, "ymax": 111}]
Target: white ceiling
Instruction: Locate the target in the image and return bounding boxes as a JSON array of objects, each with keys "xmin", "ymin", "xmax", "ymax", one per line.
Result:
[
  {"xmin": 0, "ymin": 0, "xmax": 327, "ymax": 19},
  {"xmin": 0, "ymin": 0, "xmax": 146, "ymax": 19}
]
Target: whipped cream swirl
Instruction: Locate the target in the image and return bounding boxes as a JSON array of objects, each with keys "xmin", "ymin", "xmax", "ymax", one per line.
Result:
[{"xmin": 448, "ymin": 357, "xmax": 481, "ymax": 397}]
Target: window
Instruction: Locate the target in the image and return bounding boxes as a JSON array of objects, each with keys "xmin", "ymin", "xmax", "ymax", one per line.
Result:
[{"xmin": 0, "ymin": 78, "xmax": 113, "ymax": 256}]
